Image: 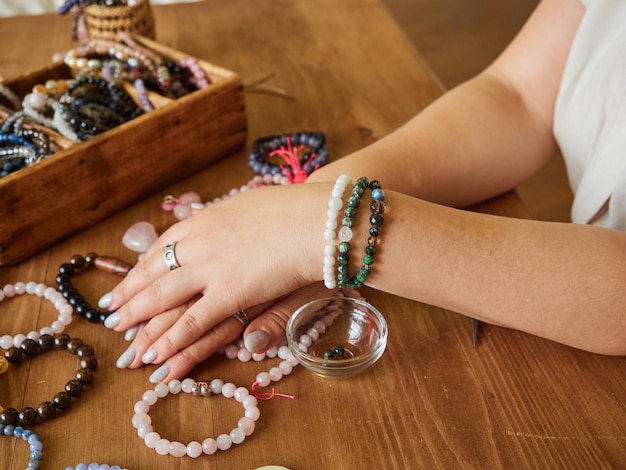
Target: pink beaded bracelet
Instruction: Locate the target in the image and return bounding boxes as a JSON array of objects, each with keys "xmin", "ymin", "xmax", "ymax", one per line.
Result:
[
  {"xmin": 133, "ymin": 378, "xmax": 260, "ymax": 457},
  {"xmin": 0, "ymin": 281, "xmax": 73, "ymax": 350}
]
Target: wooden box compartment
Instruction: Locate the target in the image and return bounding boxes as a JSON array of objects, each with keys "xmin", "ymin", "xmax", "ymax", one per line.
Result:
[{"xmin": 0, "ymin": 37, "xmax": 247, "ymax": 265}]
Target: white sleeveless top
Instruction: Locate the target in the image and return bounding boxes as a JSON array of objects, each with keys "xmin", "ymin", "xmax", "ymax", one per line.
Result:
[{"xmin": 553, "ymin": 0, "xmax": 626, "ymax": 229}]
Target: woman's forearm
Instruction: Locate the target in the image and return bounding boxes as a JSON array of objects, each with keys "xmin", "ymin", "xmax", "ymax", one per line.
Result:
[{"xmin": 323, "ymin": 188, "xmax": 626, "ymax": 355}]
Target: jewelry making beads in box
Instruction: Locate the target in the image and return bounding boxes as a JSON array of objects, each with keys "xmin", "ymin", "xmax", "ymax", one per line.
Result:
[{"xmin": 0, "ymin": 35, "xmax": 247, "ymax": 266}]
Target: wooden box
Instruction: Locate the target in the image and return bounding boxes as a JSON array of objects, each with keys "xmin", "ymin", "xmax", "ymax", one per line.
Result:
[{"xmin": 0, "ymin": 37, "xmax": 247, "ymax": 265}]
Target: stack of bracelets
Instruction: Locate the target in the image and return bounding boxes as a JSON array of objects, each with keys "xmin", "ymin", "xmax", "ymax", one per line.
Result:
[
  {"xmin": 0, "ymin": 33, "xmax": 212, "ymax": 179},
  {"xmin": 0, "ymin": 112, "xmax": 52, "ymax": 177},
  {"xmin": 323, "ymin": 175, "xmax": 386, "ymax": 289}
]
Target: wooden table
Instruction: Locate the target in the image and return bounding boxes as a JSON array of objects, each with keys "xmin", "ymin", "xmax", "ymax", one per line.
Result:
[{"xmin": 1, "ymin": 1, "xmax": 624, "ymax": 469}]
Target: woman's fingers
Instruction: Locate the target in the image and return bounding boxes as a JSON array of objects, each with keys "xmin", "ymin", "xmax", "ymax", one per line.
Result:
[
  {"xmin": 138, "ymin": 302, "xmax": 275, "ymax": 382},
  {"xmin": 105, "ymin": 254, "xmax": 206, "ymax": 332},
  {"xmin": 145, "ymin": 316, "xmax": 244, "ymax": 383},
  {"xmin": 106, "ymin": 223, "xmax": 191, "ymax": 314},
  {"xmin": 243, "ymin": 282, "xmax": 339, "ymax": 353}
]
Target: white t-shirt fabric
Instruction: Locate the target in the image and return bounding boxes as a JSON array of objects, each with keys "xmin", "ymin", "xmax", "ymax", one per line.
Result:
[{"xmin": 553, "ymin": 0, "xmax": 626, "ymax": 230}]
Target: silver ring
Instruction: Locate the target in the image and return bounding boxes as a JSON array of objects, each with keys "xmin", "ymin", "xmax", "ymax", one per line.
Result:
[
  {"xmin": 163, "ymin": 242, "xmax": 180, "ymax": 271},
  {"xmin": 233, "ymin": 310, "xmax": 249, "ymax": 327}
]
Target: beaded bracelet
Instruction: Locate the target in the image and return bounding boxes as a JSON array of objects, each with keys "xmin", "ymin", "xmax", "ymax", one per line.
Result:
[
  {"xmin": 337, "ymin": 177, "xmax": 385, "ymax": 289},
  {"xmin": 0, "ymin": 281, "xmax": 74, "ymax": 350},
  {"xmin": 64, "ymin": 463, "xmax": 128, "ymax": 470},
  {"xmin": 57, "ymin": 76, "xmax": 144, "ymax": 141},
  {"xmin": 0, "ymin": 424, "xmax": 44, "ymax": 469},
  {"xmin": 133, "ymin": 378, "xmax": 261, "ymax": 457},
  {"xmin": 323, "ymin": 174, "xmax": 352, "ymax": 289},
  {"xmin": 55, "ymin": 253, "xmax": 133, "ymax": 325},
  {"xmin": 0, "ymin": 333, "xmax": 97, "ymax": 426},
  {"xmin": 248, "ymin": 132, "xmax": 328, "ymax": 182}
]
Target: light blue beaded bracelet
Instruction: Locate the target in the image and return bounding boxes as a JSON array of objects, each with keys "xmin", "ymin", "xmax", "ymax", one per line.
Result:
[
  {"xmin": 0, "ymin": 424, "xmax": 44, "ymax": 469},
  {"xmin": 64, "ymin": 463, "xmax": 128, "ymax": 470}
]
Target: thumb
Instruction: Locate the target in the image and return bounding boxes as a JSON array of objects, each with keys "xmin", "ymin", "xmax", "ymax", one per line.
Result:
[{"xmin": 243, "ymin": 283, "xmax": 340, "ymax": 353}]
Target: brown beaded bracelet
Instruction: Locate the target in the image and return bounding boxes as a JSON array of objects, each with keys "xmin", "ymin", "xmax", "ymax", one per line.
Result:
[{"xmin": 0, "ymin": 333, "xmax": 97, "ymax": 426}]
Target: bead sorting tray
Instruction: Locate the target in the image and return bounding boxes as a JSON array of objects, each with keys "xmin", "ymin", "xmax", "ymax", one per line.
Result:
[{"xmin": 0, "ymin": 36, "xmax": 247, "ymax": 265}]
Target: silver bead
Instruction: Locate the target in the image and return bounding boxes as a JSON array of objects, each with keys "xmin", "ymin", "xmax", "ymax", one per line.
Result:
[{"xmin": 192, "ymin": 381, "xmax": 211, "ymax": 397}]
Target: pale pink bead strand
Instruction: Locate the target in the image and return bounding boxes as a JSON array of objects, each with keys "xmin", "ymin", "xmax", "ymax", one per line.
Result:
[
  {"xmin": 134, "ymin": 378, "xmax": 259, "ymax": 457},
  {"xmin": 0, "ymin": 282, "xmax": 73, "ymax": 349}
]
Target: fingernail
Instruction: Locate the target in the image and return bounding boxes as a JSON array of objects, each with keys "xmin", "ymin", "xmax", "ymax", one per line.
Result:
[
  {"xmin": 141, "ymin": 347, "xmax": 158, "ymax": 364},
  {"xmin": 149, "ymin": 364, "xmax": 170, "ymax": 383},
  {"xmin": 104, "ymin": 312, "xmax": 121, "ymax": 329},
  {"xmin": 98, "ymin": 292, "xmax": 113, "ymax": 309},
  {"xmin": 124, "ymin": 325, "xmax": 139, "ymax": 341},
  {"xmin": 116, "ymin": 346, "xmax": 136, "ymax": 368},
  {"xmin": 244, "ymin": 330, "xmax": 271, "ymax": 353}
]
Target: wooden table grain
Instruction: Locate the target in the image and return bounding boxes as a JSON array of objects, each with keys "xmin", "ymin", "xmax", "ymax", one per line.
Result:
[{"xmin": 1, "ymin": 1, "xmax": 624, "ymax": 469}]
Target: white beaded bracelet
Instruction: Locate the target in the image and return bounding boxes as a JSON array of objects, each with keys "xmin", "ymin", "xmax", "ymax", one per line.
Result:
[
  {"xmin": 133, "ymin": 378, "xmax": 261, "ymax": 457},
  {"xmin": 323, "ymin": 174, "xmax": 352, "ymax": 289},
  {"xmin": 0, "ymin": 281, "xmax": 74, "ymax": 349}
]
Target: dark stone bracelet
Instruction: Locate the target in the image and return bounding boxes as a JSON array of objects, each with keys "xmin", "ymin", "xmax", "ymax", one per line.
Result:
[
  {"xmin": 55, "ymin": 252, "xmax": 133, "ymax": 325},
  {"xmin": 0, "ymin": 333, "xmax": 97, "ymax": 427}
]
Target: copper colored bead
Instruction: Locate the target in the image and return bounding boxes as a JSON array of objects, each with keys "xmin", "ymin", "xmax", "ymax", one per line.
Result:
[
  {"xmin": 5, "ymin": 347, "xmax": 22, "ymax": 363},
  {"xmin": 53, "ymin": 391, "xmax": 72, "ymax": 410},
  {"xmin": 37, "ymin": 401, "xmax": 57, "ymax": 421},
  {"xmin": 18, "ymin": 406, "xmax": 39, "ymax": 426},
  {"xmin": 0, "ymin": 356, "xmax": 8, "ymax": 374},
  {"xmin": 20, "ymin": 338, "xmax": 40, "ymax": 356},
  {"xmin": 75, "ymin": 368, "xmax": 94, "ymax": 385},
  {"xmin": 66, "ymin": 338, "xmax": 84, "ymax": 354},
  {"xmin": 94, "ymin": 256, "xmax": 133, "ymax": 277},
  {"xmin": 65, "ymin": 379, "xmax": 84, "ymax": 397},
  {"xmin": 80, "ymin": 356, "xmax": 98, "ymax": 371}
]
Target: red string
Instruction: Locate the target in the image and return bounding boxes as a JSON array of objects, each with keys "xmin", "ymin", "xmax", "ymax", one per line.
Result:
[
  {"xmin": 269, "ymin": 136, "xmax": 314, "ymax": 184},
  {"xmin": 252, "ymin": 381, "xmax": 296, "ymax": 401}
]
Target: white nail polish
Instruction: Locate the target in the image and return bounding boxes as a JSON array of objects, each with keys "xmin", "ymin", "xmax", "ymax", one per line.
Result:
[
  {"xmin": 124, "ymin": 325, "xmax": 139, "ymax": 341},
  {"xmin": 149, "ymin": 364, "xmax": 170, "ymax": 383},
  {"xmin": 98, "ymin": 292, "xmax": 113, "ymax": 309},
  {"xmin": 116, "ymin": 346, "xmax": 136, "ymax": 368},
  {"xmin": 244, "ymin": 330, "xmax": 271, "ymax": 353},
  {"xmin": 141, "ymin": 347, "xmax": 158, "ymax": 364},
  {"xmin": 104, "ymin": 312, "xmax": 121, "ymax": 329}
]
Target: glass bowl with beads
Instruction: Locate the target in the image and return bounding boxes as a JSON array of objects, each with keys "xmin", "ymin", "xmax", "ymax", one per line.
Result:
[{"xmin": 286, "ymin": 297, "xmax": 388, "ymax": 378}]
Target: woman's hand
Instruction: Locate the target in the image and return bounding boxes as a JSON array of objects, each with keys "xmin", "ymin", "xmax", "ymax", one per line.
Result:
[
  {"xmin": 117, "ymin": 282, "xmax": 338, "ymax": 383},
  {"xmin": 100, "ymin": 182, "xmax": 334, "ymax": 378}
]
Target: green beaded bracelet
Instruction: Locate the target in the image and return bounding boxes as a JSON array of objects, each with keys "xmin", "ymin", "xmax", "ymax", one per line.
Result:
[{"xmin": 336, "ymin": 177, "xmax": 386, "ymax": 288}]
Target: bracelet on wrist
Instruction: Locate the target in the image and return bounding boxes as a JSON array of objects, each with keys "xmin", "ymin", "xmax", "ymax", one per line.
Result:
[{"xmin": 336, "ymin": 176, "xmax": 385, "ymax": 289}]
